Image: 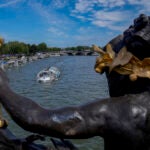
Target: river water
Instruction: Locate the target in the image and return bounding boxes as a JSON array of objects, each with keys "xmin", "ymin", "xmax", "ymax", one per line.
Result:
[{"xmin": 4, "ymin": 56, "xmax": 109, "ymax": 150}]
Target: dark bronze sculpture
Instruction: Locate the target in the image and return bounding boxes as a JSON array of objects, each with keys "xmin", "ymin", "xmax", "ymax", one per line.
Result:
[{"xmin": 0, "ymin": 14, "xmax": 150, "ymax": 150}]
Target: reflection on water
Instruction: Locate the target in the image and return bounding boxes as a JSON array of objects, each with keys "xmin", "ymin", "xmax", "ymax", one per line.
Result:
[{"xmin": 4, "ymin": 56, "xmax": 109, "ymax": 150}]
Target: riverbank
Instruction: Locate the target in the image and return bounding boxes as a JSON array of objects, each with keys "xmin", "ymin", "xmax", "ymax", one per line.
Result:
[
  {"xmin": 0, "ymin": 50, "xmax": 98, "ymax": 70},
  {"xmin": 0, "ymin": 53, "xmax": 50, "ymax": 70}
]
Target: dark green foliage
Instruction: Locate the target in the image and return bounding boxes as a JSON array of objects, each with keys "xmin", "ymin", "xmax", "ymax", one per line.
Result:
[
  {"xmin": 37, "ymin": 42, "xmax": 47, "ymax": 52},
  {"xmin": 0, "ymin": 40, "xmax": 93, "ymax": 55},
  {"xmin": 0, "ymin": 41, "xmax": 29, "ymax": 55}
]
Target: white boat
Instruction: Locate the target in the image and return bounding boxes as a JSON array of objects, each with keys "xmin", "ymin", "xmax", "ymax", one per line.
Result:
[{"xmin": 37, "ymin": 66, "xmax": 60, "ymax": 83}]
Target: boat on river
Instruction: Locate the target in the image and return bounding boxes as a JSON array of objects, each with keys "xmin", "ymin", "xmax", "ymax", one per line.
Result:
[{"xmin": 37, "ymin": 66, "xmax": 60, "ymax": 83}]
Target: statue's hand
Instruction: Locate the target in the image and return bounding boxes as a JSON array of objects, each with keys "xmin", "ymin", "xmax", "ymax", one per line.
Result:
[{"xmin": 0, "ymin": 68, "xmax": 9, "ymax": 88}]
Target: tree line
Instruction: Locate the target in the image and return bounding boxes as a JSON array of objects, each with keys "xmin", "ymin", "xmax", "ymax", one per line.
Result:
[{"xmin": 0, "ymin": 39, "xmax": 92, "ymax": 55}]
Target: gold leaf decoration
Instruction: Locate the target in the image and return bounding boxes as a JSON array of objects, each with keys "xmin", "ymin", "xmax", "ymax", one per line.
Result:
[
  {"xmin": 105, "ymin": 44, "xmax": 115, "ymax": 59},
  {"xmin": 93, "ymin": 44, "xmax": 113, "ymax": 73},
  {"xmin": 93, "ymin": 43, "xmax": 150, "ymax": 81},
  {"xmin": 109, "ymin": 46, "xmax": 133, "ymax": 72}
]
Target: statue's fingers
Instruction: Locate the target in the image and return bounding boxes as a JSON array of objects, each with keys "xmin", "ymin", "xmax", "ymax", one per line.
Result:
[{"xmin": 0, "ymin": 119, "xmax": 8, "ymax": 128}]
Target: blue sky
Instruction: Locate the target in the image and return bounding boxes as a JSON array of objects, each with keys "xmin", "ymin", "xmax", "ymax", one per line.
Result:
[{"xmin": 0, "ymin": 0, "xmax": 150, "ymax": 47}]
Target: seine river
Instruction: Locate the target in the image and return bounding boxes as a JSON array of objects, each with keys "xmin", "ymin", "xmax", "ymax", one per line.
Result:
[{"xmin": 4, "ymin": 56, "xmax": 109, "ymax": 150}]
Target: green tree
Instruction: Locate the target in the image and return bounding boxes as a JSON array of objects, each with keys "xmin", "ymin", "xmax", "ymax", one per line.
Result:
[
  {"xmin": 37, "ymin": 42, "xmax": 47, "ymax": 52},
  {"xmin": 29, "ymin": 44, "xmax": 37, "ymax": 54},
  {"xmin": 0, "ymin": 37, "xmax": 4, "ymax": 54},
  {"xmin": 0, "ymin": 37, "xmax": 4, "ymax": 47},
  {"xmin": 6, "ymin": 41, "xmax": 29, "ymax": 55},
  {"xmin": 0, "ymin": 44, "xmax": 9, "ymax": 54}
]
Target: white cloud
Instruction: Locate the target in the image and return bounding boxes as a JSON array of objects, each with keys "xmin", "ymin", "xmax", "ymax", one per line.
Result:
[
  {"xmin": 128, "ymin": 0, "xmax": 143, "ymax": 5},
  {"xmin": 91, "ymin": 10, "xmax": 129, "ymax": 30},
  {"xmin": 94, "ymin": 11, "xmax": 124, "ymax": 22},
  {"xmin": 0, "ymin": 0, "xmax": 22, "ymax": 8},
  {"xmin": 93, "ymin": 20, "xmax": 112, "ymax": 27},
  {"xmin": 74, "ymin": 0, "xmax": 95, "ymax": 13},
  {"xmin": 127, "ymin": 0, "xmax": 150, "ymax": 11},
  {"xmin": 72, "ymin": 0, "xmax": 150, "ymax": 31},
  {"xmin": 48, "ymin": 27, "xmax": 68, "ymax": 37},
  {"xmin": 50, "ymin": 0, "xmax": 69, "ymax": 8},
  {"xmin": 131, "ymin": 0, "xmax": 150, "ymax": 13},
  {"xmin": 73, "ymin": 0, "xmax": 150, "ymax": 13},
  {"xmin": 72, "ymin": 0, "xmax": 129, "ymax": 31},
  {"xmin": 73, "ymin": 0, "xmax": 126, "ymax": 14},
  {"xmin": 2, "ymin": 0, "xmax": 149, "ymax": 46},
  {"xmin": 96, "ymin": 0, "xmax": 125, "ymax": 8}
]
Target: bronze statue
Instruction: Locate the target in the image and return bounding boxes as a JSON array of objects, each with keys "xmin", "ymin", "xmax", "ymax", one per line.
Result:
[
  {"xmin": 0, "ymin": 66, "xmax": 150, "ymax": 150},
  {"xmin": 0, "ymin": 14, "xmax": 150, "ymax": 150}
]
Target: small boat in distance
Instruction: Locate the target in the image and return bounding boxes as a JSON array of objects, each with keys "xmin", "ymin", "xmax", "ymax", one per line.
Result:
[{"xmin": 37, "ymin": 66, "xmax": 60, "ymax": 83}]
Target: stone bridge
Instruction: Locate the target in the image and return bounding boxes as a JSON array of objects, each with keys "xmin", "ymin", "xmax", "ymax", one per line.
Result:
[{"xmin": 60, "ymin": 50, "xmax": 98, "ymax": 56}]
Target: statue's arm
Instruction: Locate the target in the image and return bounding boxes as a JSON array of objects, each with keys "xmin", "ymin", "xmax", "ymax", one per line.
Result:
[{"xmin": 0, "ymin": 70, "xmax": 110, "ymax": 139}]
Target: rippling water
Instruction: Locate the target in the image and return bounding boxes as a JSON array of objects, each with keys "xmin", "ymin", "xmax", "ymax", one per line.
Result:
[{"xmin": 4, "ymin": 56, "xmax": 109, "ymax": 150}]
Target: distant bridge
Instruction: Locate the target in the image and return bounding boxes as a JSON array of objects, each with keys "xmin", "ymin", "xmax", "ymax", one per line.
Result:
[{"xmin": 59, "ymin": 50, "xmax": 98, "ymax": 56}]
